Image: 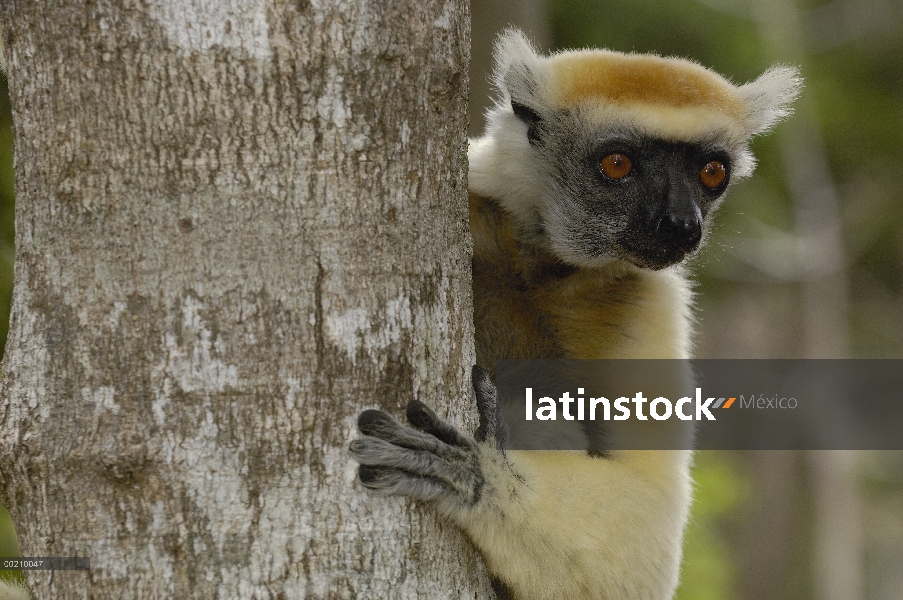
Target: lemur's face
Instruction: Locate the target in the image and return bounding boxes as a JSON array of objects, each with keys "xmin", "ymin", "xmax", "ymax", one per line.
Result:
[
  {"xmin": 515, "ymin": 106, "xmax": 733, "ymax": 270},
  {"xmin": 516, "ymin": 105, "xmax": 734, "ymax": 270}
]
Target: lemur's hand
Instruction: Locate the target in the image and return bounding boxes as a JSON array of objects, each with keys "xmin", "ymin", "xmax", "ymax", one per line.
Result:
[{"xmin": 349, "ymin": 366, "xmax": 506, "ymax": 507}]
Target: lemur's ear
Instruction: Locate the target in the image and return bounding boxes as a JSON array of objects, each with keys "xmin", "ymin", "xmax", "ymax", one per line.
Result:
[
  {"xmin": 739, "ymin": 66, "xmax": 803, "ymax": 135},
  {"xmin": 492, "ymin": 28, "xmax": 543, "ymax": 101},
  {"xmin": 493, "ymin": 28, "xmax": 547, "ymax": 144}
]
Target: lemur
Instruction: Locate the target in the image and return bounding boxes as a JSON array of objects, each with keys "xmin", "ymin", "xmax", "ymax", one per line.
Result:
[{"xmin": 350, "ymin": 30, "xmax": 800, "ymax": 600}]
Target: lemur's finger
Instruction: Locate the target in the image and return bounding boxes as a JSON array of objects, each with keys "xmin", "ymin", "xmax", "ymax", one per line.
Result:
[
  {"xmin": 351, "ymin": 437, "xmax": 482, "ymax": 502},
  {"xmin": 350, "ymin": 436, "xmax": 468, "ymax": 475},
  {"xmin": 405, "ymin": 400, "xmax": 473, "ymax": 448},
  {"xmin": 472, "ymin": 366, "xmax": 509, "ymax": 450},
  {"xmin": 357, "ymin": 409, "xmax": 468, "ymax": 458},
  {"xmin": 357, "ymin": 465, "xmax": 462, "ymax": 503}
]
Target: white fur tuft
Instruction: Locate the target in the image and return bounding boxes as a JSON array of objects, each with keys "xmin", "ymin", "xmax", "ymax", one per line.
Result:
[
  {"xmin": 491, "ymin": 28, "xmax": 548, "ymax": 109},
  {"xmin": 739, "ymin": 65, "xmax": 803, "ymax": 135}
]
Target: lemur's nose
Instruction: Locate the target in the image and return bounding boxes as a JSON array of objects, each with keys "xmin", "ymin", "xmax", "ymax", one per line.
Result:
[{"xmin": 657, "ymin": 209, "xmax": 702, "ymax": 252}]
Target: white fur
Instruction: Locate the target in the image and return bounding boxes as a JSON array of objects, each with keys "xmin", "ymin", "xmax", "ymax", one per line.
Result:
[
  {"xmin": 451, "ymin": 448, "xmax": 693, "ymax": 600},
  {"xmin": 468, "ymin": 118, "xmax": 547, "ymax": 230},
  {"xmin": 739, "ymin": 66, "xmax": 804, "ymax": 135}
]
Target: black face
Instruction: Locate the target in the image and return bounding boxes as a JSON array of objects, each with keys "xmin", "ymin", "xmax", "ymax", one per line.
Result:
[{"xmin": 588, "ymin": 138, "xmax": 731, "ymax": 270}]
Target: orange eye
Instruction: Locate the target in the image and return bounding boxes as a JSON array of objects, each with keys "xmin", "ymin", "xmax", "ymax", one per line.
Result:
[
  {"xmin": 600, "ymin": 153, "xmax": 632, "ymax": 180},
  {"xmin": 700, "ymin": 160, "xmax": 727, "ymax": 190}
]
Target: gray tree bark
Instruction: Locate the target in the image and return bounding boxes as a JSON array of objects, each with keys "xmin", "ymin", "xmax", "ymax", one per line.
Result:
[{"xmin": 0, "ymin": 1, "xmax": 494, "ymax": 598}]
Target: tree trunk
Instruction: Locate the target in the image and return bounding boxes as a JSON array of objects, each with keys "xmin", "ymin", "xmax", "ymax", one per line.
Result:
[{"xmin": 0, "ymin": 1, "xmax": 493, "ymax": 598}]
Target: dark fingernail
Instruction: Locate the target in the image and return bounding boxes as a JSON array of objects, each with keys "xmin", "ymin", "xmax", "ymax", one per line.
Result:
[
  {"xmin": 358, "ymin": 409, "xmax": 387, "ymax": 433},
  {"xmin": 359, "ymin": 465, "xmax": 381, "ymax": 483},
  {"xmin": 406, "ymin": 400, "xmax": 435, "ymax": 428}
]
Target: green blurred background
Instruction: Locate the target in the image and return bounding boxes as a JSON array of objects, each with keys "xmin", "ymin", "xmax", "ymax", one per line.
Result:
[{"xmin": 2, "ymin": 0, "xmax": 903, "ymax": 597}]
